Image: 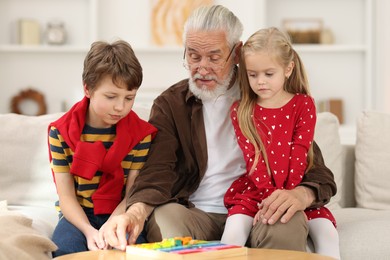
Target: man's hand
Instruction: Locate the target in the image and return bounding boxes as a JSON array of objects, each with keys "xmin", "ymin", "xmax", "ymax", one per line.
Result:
[
  {"xmin": 99, "ymin": 202, "xmax": 153, "ymax": 251},
  {"xmin": 258, "ymin": 186, "xmax": 314, "ymax": 225}
]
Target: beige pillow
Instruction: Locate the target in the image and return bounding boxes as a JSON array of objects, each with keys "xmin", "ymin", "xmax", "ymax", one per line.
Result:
[
  {"xmin": 314, "ymin": 112, "xmax": 343, "ymax": 209},
  {"xmin": 0, "ymin": 113, "xmax": 63, "ymax": 207},
  {"xmin": 355, "ymin": 110, "xmax": 390, "ymax": 209}
]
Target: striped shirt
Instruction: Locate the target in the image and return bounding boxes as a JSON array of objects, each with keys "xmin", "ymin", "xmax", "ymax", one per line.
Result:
[{"xmin": 49, "ymin": 124, "xmax": 152, "ymax": 212}]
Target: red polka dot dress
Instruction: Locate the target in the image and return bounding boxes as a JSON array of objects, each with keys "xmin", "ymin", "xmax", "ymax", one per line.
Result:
[{"xmin": 224, "ymin": 94, "xmax": 336, "ymax": 226}]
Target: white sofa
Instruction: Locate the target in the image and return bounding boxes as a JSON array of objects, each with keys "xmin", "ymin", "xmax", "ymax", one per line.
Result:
[{"xmin": 0, "ymin": 108, "xmax": 390, "ymax": 259}]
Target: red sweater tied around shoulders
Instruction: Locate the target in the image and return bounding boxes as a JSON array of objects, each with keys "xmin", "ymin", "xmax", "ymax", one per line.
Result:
[{"xmin": 48, "ymin": 96, "xmax": 157, "ymax": 215}]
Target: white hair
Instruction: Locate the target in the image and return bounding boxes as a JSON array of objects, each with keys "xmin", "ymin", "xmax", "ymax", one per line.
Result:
[{"xmin": 183, "ymin": 5, "xmax": 243, "ymax": 48}]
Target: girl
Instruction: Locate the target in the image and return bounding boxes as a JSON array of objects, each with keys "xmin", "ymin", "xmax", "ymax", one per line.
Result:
[
  {"xmin": 48, "ymin": 40, "xmax": 157, "ymax": 257},
  {"xmin": 221, "ymin": 27, "xmax": 340, "ymax": 259}
]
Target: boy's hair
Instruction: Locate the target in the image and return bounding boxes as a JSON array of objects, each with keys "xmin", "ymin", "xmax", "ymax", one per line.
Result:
[
  {"xmin": 183, "ymin": 5, "xmax": 243, "ymax": 49},
  {"xmin": 237, "ymin": 27, "xmax": 313, "ymax": 175},
  {"xmin": 82, "ymin": 40, "xmax": 143, "ymax": 92}
]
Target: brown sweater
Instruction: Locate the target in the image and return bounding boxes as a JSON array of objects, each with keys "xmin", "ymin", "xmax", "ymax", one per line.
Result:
[{"xmin": 127, "ymin": 78, "xmax": 336, "ymax": 209}]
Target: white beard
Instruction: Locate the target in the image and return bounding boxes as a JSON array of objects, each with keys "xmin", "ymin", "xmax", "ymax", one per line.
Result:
[{"xmin": 188, "ymin": 68, "xmax": 234, "ymax": 101}]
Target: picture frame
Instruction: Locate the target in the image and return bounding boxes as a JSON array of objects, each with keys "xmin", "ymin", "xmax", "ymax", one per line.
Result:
[{"xmin": 283, "ymin": 18, "xmax": 323, "ymax": 44}]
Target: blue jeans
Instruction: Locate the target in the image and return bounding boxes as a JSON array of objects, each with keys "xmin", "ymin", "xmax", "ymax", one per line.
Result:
[{"xmin": 52, "ymin": 208, "xmax": 147, "ymax": 257}]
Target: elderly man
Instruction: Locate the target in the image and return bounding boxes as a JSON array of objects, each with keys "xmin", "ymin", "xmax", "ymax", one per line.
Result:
[{"xmin": 101, "ymin": 4, "xmax": 336, "ymax": 251}]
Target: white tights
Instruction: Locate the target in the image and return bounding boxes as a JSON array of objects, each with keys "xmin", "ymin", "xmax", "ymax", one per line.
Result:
[
  {"xmin": 308, "ymin": 218, "xmax": 340, "ymax": 259},
  {"xmin": 221, "ymin": 214, "xmax": 340, "ymax": 259},
  {"xmin": 221, "ymin": 214, "xmax": 253, "ymax": 246}
]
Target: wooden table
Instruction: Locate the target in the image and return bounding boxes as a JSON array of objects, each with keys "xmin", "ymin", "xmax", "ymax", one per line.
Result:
[{"xmin": 54, "ymin": 248, "xmax": 335, "ymax": 260}]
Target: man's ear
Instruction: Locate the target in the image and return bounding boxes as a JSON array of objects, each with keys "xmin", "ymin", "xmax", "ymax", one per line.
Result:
[
  {"xmin": 233, "ymin": 41, "xmax": 243, "ymax": 64},
  {"xmin": 83, "ymin": 83, "xmax": 91, "ymax": 98}
]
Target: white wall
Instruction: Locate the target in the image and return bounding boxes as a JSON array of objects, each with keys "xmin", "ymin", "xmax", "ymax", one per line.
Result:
[
  {"xmin": 97, "ymin": 0, "xmax": 263, "ymax": 49},
  {"xmin": 96, "ymin": 0, "xmax": 385, "ymax": 124},
  {"xmin": 1, "ymin": 0, "xmax": 389, "ymax": 116},
  {"xmin": 99, "ymin": 0, "xmax": 390, "ymax": 116},
  {"xmin": 375, "ymin": 0, "xmax": 390, "ymax": 113}
]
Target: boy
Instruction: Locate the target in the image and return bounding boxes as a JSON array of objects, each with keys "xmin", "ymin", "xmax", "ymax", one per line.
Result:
[{"xmin": 48, "ymin": 40, "xmax": 157, "ymax": 257}]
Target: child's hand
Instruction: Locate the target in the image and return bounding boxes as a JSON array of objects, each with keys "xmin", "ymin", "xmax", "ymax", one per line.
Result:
[
  {"xmin": 98, "ymin": 222, "xmax": 112, "ymax": 249},
  {"xmin": 85, "ymin": 227, "xmax": 105, "ymax": 251}
]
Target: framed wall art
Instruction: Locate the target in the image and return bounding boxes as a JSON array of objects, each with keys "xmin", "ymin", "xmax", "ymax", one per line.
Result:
[{"xmin": 150, "ymin": 0, "xmax": 214, "ymax": 46}]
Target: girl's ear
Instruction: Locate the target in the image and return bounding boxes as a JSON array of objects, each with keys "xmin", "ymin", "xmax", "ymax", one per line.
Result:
[
  {"xmin": 285, "ymin": 61, "xmax": 295, "ymax": 78},
  {"xmin": 84, "ymin": 83, "xmax": 91, "ymax": 98}
]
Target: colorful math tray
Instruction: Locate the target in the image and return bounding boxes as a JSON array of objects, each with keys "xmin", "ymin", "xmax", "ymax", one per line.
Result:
[{"xmin": 126, "ymin": 237, "xmax": 248, "ymax": 259}]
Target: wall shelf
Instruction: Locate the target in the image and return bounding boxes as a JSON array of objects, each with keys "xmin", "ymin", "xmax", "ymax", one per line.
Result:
[
  {"xmin": 0, "ymin": 45, "xmax": 89, "ymax": 53},
  {"xmin": 293, "ymin": 44, "xmax": 368, "ymax": 53}
]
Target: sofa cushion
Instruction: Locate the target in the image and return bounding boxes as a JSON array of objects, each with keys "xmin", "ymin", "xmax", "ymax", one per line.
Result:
[
  {"xmin": 355, "ymin": 110, "xmax": 390, "ymax": 209},
  {"xmin": 314, "ymin": 112, "xmax": 343, "ymax": 209},
  {"xmin": 0, "ymin": 113, "xmax": 63, "ymax": 207},
  {"xmin": 332, "ymin": 208, "xmax": 390, "ymax": 260}
]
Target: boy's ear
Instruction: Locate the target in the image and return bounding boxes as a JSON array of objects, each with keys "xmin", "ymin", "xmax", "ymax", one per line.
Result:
[
  {"xmin": 83, "ymin": 84, "xmax": 91, "ymax": 98},
  {"xmin": 233, "ymin": 41, "xmax": 243, "ymax": 64}
]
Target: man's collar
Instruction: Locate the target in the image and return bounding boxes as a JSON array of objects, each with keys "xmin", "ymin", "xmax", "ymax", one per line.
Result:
[{"xmin": 185, "ymin": 83, "xmax": 197, "ymax": 104}]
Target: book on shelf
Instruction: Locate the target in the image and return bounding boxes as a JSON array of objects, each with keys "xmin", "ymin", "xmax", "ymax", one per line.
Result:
[
  {"xmin": 318, "ymin": 98, "xmax": 344, "ymax": 124},
  {"xmin": 126, "ymin": 237, "xmax": 248, "ymax": 259},
  {"xmin": 18, "ymin": 19, "xmax": 41, "ymax": 45}
]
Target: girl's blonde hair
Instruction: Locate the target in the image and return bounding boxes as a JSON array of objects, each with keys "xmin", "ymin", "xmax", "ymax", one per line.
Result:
[{"xmin": 237, "ymin": 27, "xmax": 313, "ymax": 175}]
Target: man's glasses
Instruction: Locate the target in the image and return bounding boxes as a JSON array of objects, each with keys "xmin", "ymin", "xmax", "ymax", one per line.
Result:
[{"xmin": 182, "ymin": 44, "xmax": 236, "ymax": 72}]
